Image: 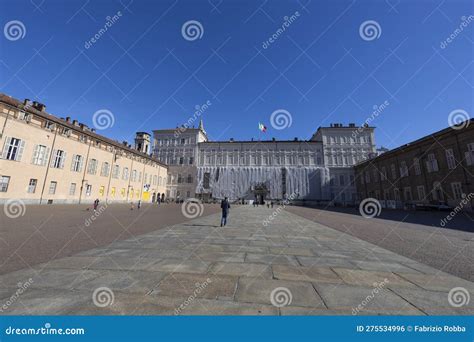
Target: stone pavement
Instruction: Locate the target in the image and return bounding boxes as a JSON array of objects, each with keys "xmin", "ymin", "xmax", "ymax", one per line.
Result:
[{"xmin": 0, "ymin": 206, "xmax": 473, "ymax": 315}]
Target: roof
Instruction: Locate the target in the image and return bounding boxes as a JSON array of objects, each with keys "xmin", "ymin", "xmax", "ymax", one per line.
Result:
[{"xmin": 0, "ymin": 93, "xmax": 168, "ymax": 168}]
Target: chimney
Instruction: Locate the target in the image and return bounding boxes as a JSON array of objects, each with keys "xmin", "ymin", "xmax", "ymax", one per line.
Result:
[
  {"xmin": 294, "ymin": 137, "xmax": 298, "ymax": 141},
  {"xmin": 37, "ymin": 103, "xmax": 46, "ymax": 112},
  {"xmin": 272, "ymin": 137, "xmax": 276, "ymax": 141},
  {"xmin": 349, "ymin": 123, "xmax": 355, "ymax": 127},
  {"xmin": 65, "ymin": 116, "xmax": 71, "ymax": 123},
  {"xmin": 23, "ymin": 99, "xmax": 30, "ymax": 106},
  {"xmin": 72, "ymin": 119, "xmax": 79, "ymax": 126},
  {"xmin": 230, "ymin": 138, "xmax": 234, "ymax": 142}
]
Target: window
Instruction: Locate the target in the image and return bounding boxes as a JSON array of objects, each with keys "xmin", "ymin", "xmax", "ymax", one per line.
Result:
[
  {"xmin": 131, "ymin": 169, "xmax": 137, "ymax": 182},
  {"xmin": 44, "ymin": 121, "xmax": 55, "ymax": 131},
  {"xmin": 417, "ymin": 186, "xmax": 425, "ymax": 201},
  {"xmin": 122, "ymin": 167, "xmax": 129, "ymax": 180},
  {"xmin": 451, "ymin": 182, "xmax": 463, "ymax": 199},
  {"xmin": 69, "ymin": 183, "xmax": 76, "ymax": 195},
  {"xmin": 426, "ymin": 153, "xmax": 439, "ymax": 173},
  {"xmin": 51, "ymin": 150, "xmax": 66, "ymax": 169},
  {"xmin": 85, "ymin": 184, "xmax": 92, "ymax": 196},
  {"xmin": 0, "ymin": 176, "xmax": 11, "ymax": 192},
  {"xmin": 27, "ymin": 179, "xmax": 37, "ymax": 193},
  {"xmin": 178, "ymin": 174, "xmax": 182, "ymax": 183},
  {"xmin": 100, "ymin": 162, "xmax": 110, "ymax": 177},
  {"xmin": 112, "ymin": 165, "xmax": 120, "ymax": 179},
  {"xmin": 87, "ymin": 159, "xmax": 98, "ymax": 175},
  {"xmin": 399, "ymin": 161, "xmax": 408, "ymax": 177},
  {"xmin": 372, "ymin": 168, "xmax": 379, "ymax": 182},
  {"xmin": 18, "ymin": 111, "xmax": 31, "ymax": 122},
  {"xmin": 31, "ymin": 145, "xmax": 49, "ymax": 166},
  {"xmin": 466, "ymin": 143, "xmax": 474, "ymax": 166},
  {"xmin": 381, "ymin": 166, "xmax": 387, "ymax": 181},
  {"xmin": 187, "ymin": 174, "xmax": 193, "ymax": 183},
  {"xmin": 403, "ymin": 187, "xmax": 412, "ymax": 201},
  {"xmin": 71, "ymin": 154, "xmax": 83, "ymax": 172},
  {"xmin": 445, "ymin": 149, "xmax": 456, "ymax": 170},
  {"xmin": 49, "ymin": 181, "xmax": 57, "ymax": 194},
  {"xmin": 1, "ymin": 137, "xmax": 25, "ymax": 161},
  {"xmin": 189, "ymin": 157, "xmax": 194, "ymax": 165},
  {"xmin": 413, "ymin": 158, "xmax": 421, "ymax": 175},
  {"xmin": 390, "ymin": 164, "xmax": 396, "ymax": 179},
  {"xmin": 61, "ymin": 127, "xmax": 71, "ymax": 137},
  {"xmin": 179, "ymin": 157, "xmax": 184, "ymax": 165},
  {"xmin": 99, "ymin": 185, "xmax": 105, "ymax": 196}
]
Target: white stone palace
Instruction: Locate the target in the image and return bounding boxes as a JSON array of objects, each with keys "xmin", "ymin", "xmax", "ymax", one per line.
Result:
[{"xmin": 153, "ymin": 121, "xmax": 376, "ymax": 205}]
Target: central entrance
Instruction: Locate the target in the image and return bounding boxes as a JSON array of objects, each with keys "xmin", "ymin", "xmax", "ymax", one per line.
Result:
[{"xmin": 253, "ymin": 183, "xmax": 268, "ymax": 205}]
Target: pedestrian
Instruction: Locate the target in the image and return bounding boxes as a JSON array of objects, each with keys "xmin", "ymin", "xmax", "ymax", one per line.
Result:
[
  {"xmin": 137, "ymin": 200, "xmax": 141, "ymax": 209},
  {"xmin": 130, "ymin": 202, "xmax": 135, "ymax": 210},
  {"xmin": 271, "ymin": 201, "xmax": 274, "ymax": 208},
  {"xmin": 93, "ymin": 198, "xmax": 99, "ymax": 212},
  {"xmin": 220, "ymin": 197, "xmax": 231, "ymax": 227}
]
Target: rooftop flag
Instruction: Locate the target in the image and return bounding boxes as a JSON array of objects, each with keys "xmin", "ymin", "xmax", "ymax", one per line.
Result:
[{"xmin": 258, "ymin": 122, "xmax": 267, "ymax": 132}]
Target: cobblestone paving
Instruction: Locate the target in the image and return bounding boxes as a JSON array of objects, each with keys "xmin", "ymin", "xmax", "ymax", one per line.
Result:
[{"xmin": 1, "ymin": 206, "xmax": 473, "ymax": 315}]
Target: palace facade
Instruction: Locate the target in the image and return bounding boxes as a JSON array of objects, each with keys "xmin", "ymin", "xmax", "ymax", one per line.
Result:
[{"xmin": 153, "ymin": 121, "xmax": 376, "ymax": 205}]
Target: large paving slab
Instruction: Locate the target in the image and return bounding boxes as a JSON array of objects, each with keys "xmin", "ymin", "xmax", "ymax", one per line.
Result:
[{"xmin": 0, "ymin": 206, "xmax": 473, "ymax": 315}]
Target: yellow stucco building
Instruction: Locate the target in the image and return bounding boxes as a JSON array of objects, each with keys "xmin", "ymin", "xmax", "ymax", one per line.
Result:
[{"xmin": 0, "ymin": 94, "xmax": 168, "ymax": 204}]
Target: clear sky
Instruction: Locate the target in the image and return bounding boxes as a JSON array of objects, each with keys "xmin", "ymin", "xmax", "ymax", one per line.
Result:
[{"xmin": 1, "ymin": 0, "xmax": 472, "ymax": 149}]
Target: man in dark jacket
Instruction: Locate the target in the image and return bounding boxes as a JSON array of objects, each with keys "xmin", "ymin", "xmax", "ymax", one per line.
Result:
[{"xmin": 220, "ymin": 197, "xmax": 231, "ymax": 227}]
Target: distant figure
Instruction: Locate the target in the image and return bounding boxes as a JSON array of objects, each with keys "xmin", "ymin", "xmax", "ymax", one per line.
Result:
[
  {"xmin": 161, "ymin": 193, "xmax": 165, "ymax": 203},
  {"xmin": 137, "ymin": 200, "xmax": 141, "ymax": 209},
  {"xmin": 130, "ymin": 202, "xmax": 135, "ymax": 210},
  {"xmin": 93, "ymin": 199, "xmax": 99, "ymax": 212},
  {"xmin": 267, "ymin": 203, "xmax": 270, "ymax": 208},
  {"xmin": 271, "ymin": 201, "xmax": 274, "ymax": 208},
  {"xmin": 220, "ymin": 197, "xmax": 231, "ymax": 227}
]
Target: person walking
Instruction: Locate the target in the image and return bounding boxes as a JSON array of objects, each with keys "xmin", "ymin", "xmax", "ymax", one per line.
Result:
[
  {"xmin": 93, "ymin": 199, "xmax": 99, "ymax": 212},
  {"xmin": 137, "ymin": 200, "xmax": 141, "ymax": 210},
  {"xmin": 220, "ymin": 197, "xmax": 231, "ymax": 227}
]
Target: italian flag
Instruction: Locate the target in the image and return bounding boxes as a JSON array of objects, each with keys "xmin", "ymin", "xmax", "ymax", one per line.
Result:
[{"xmin": 258, "ymin": 122, "xmax": 267, "ymax": 132}]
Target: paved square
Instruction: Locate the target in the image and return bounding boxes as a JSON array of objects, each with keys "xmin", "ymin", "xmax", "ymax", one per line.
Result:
[{"xmin": 1, "ymin": 206, "xmax": 473, "ymax": 315}]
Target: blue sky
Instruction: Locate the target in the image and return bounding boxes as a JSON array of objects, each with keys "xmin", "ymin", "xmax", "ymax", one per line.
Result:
[{"xmin": 1, "ymin": 0, "xmax": 472, "ymax": 148}]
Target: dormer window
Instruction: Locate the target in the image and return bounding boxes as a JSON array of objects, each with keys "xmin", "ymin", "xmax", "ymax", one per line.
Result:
[
  {"xmin": 18, "ymin": 111, "xmax": 32, "ymax": 122},
  {"xmin": 62, "ymin": 127, "xmax": 71, "ymax": 137},
  {"xmin": 44, "ymin": 121, "xmax": 55, "ymax": 131}
]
